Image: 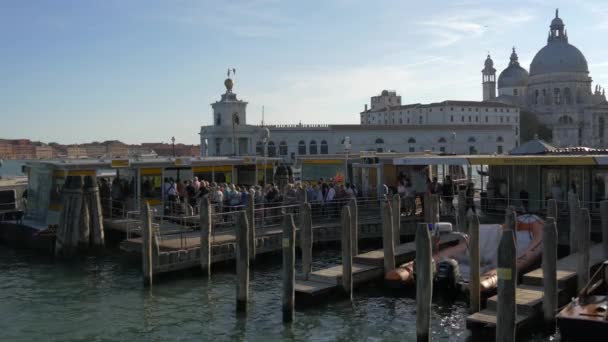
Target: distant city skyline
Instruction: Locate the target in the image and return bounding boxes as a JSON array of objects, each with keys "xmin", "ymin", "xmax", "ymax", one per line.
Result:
[{"xmin": 2, "ymin": 0, "xmax": 608, "ymax": 144}]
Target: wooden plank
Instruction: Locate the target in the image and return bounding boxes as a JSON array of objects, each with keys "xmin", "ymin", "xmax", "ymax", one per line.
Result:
[
  {"xmin": 486, "ymin": 286, "xmax": 544, "ymax": 315},
  {"xmin": 522, "ymin": 244, "xmax": 605, "ymax": 287},
  {"xmin": 294, "ymin": 280, "xmax": 335, "ymax": 296},
  {"xmin": 466, "ymin": 309, "xmax": 528, "ymax": 329},
  {"xmin": 308, "ymin": 263, "xmax": 383, "ymax": 285}
]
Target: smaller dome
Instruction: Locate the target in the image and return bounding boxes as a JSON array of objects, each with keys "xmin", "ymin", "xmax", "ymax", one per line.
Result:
[
  {"xmin": 381, "ymin": 89, "xmax": 389, "ymax": 96},
  {"xmin": 484, "ymin": 54, "xmax": 494, "ymax": 68},
  {"xmin": 498, "ymin": 48, "xmax": 529, "ymax": 88},
  {"xmin": 551, "ymin": 16, "xmax": 564, "ymax": 28}
]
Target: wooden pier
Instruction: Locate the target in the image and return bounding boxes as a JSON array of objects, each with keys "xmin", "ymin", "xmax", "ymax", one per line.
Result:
[
  {"xmin": 294, "ymin": 233, "xmax": 461, "ymax": 300},
  {"xmin": 466, "ymin": 243, "xmax": 606, "ymax": 333}
]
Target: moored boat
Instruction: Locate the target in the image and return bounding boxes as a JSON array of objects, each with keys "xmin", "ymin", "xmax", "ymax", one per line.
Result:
[
  {"xmin": 384, "ymin": 214, "xmax": 544, "ymax": 296},
  {"xmin": 557, "ymin": 261, "xmax": 608, "ymax": 341}
]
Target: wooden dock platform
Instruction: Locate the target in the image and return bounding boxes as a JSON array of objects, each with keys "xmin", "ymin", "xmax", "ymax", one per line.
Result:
[
  {"xmin": 294, "ymin": 233, "xmax": 462, "ymax": 300},
  {"xmin": 466, "ymin": 244, "xmax": 606, "ymax": 333}
]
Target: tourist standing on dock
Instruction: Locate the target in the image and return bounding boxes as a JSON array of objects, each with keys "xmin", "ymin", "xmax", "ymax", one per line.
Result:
[
  {"xmin": 186, "ymin": 180, "xmax": 197, "ymax": 208},
  {"xmin": 442, "ymin": 175, "xmax": 455, "ymax": 215},
  {"xmin": 193, "ymin": 177, "xmax": 201, "ymax": 191}
]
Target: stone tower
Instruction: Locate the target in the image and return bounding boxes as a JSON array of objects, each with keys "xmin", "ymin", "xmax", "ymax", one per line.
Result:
[
  {"xmin": 482, "ymin": 54, "xmax": 497, "ymax": 101},
  {"xmin": 211, "ymin": 77, "xmax": 248, "ymax": 128}
]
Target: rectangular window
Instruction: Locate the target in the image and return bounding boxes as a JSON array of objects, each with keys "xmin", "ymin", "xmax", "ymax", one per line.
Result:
[
  {"xmin": 500, "ymin": 116, "xmax": 504, "ymax": 123},
  {"xmin": 451, "ymin": 115, "xmax": 453, "ymax": 122},
  {"xmin": 461, "ymin": 116, "xmax": 464, "ymax": 122},
  {"xmin": 507, "ymin": 116, "xmax": 510, "ymax": 122},
  {"xmin": 468, "ymin": 116, "xmax": 471, "ymax": 122},
  {"xmin": 497, "ymin": 145, "xmax": 503, "ymax": 154},
  {"xmin": 485, "ymin": 116, "xmax": 488, "ymax": 122}
]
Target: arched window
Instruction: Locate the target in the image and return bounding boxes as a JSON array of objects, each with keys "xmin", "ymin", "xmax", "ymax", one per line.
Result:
[
  {"xmin": 469, "ymin": 146, "xmax": 477, "ymax": 154},
  {"xmin": 467, "ymin": 137, "xmax": 476, "ymax": 143},
  {"xmin": 279, "ymin": 141, "xmax": 288, "ymax": 156},
  {"xmin": 267, "ymin": 141, "xmax": 276, "ymax": 157},
  {"xmin": 407, "ymin": 137, "xmax": 416, "ymax": 144},
  {"xmin": 298, "ymin": 140, "xmax": 306, "ymax": 155},
  {"xmin": 375, "ymin": 138, "xmax": 384, "ymax": 144},
  {"xmin": 216, "ymin": 114, "xmax": 222, "ymax": 126},
  {"xmin": 564, "ymin": 87, "xmax": 572, "ymax": 104},
  {"xmin": 438, "ymin": 137, "xmax": 447, "ymax": 143},
  {"xmin": 256, "ymin": 141, "xmax": 263, "ymax": 156},
  {"xmin": 599, "ymin": 117, "xmax": 605, "ymax": 142},
  {"xmin": 320, "ymin": 140, "xmax": 328, "ymax": 154},
  {"xmin": 558, "ymin": 115, "xmax": 574, "ymax": 125},
  {"xmin": 309, "ymin": 140, "xmax": 318, "ymax": 155},
  {"xmin": 496, "ymin": 136, "xmax": 504, "ymax": 142},
  {"xmin": 534, "ymin": 89, "xmax": 539, "ymax": 104},
  {"xmin": 554, "ymin": 88, "xmax": 562, "ymax": 105}
]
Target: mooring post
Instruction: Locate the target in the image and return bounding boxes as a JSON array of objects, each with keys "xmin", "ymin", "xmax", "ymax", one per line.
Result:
[
  {"xmin": 341, "ymin": 205, "xmax": 353, "ymax": 300},
  {"xmin": 416, "ymin": 223, "xmax": 432, "ymax": 342},
  {"xmin": 423, "ymin": 191, "xmax": 431, "ymax": 223},
  {"xmin": 600, "ymin": 200, "xmax": 608, "ymax": 259},
  {"xmin": 236, "ymin": 210, "xmax": 249, "ymax": 313},
  {"xmin": 496, "ymin": 207, "xmax": 517, "ymax": 342},
  {"xmin": 142, "ymin": 202, "xmax": 153, "ymax": 287},
  {"xmin": 542, "ymin": 217, "xmax": 558, "ymax": 334},
  {"xmin": 458, "ymin": 190, "xmax": 466, "ymax": 232},
  {"xmin": 568, "ymin": 192, "xmax": 580, "ymax": 254},
  {"xmin": 468, "ymin": 213, "xmax": 480, "ymax": 314},
  {"xmin": 301, "ymin": 202, "xmax": 313, "ymax": 280},
  {"xmin": 283, "ymin": 214, "xmax": 296, "ymax": 322},
  {"xmin": 349, "ymin": 198, "xmax": 359, "ymax": 256},
  {"xmin": 381, "ymin": 201, "xmax": 395, "ymax": 272},
  {"xmin": 577, "ymin": 208, "xmax": 590, "ymax": 293},
  {"xmin": 247, "ymin": 190, "xmax": 256, "ymax": 261},
  {"xmin": 391, "ymin": 194, "xmax": 401, "ymax": 249},
  {"xmin": 199, "ymin": 198, "xmax": 212, "ymax": 277}
]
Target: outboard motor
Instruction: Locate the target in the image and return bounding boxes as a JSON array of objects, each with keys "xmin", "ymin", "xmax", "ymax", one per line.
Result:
[{"xmin": 435, "ymin": 258, "xmax": 460, "ymax": 295}]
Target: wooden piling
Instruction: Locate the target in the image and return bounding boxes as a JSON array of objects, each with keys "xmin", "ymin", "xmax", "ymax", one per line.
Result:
[
  {"xmin": 415, "ymin": 223, "xmax": 432, "ymax": 342},
  {"xmin": 283, "ymin": 214, "xmax": 296, "ymax": 322},
  {"xmin": 381, "ymin": 201, "xmax": 395, "ymax": 272},
  {"xmin": 341, "ymin": 205, "xmax": 353, "ymax": 300},
  {"xmin": 496, "ymin": 207, "xmax": 517, "ymax": 342},
  {"xmin": 601, "ymin": 201, "xmax": 608, "ymax": 259},
  {"xmin": 142, "ymin": 202, "xmax": 153, "ymax": 287},
  {"xmin": 542, "ymin": 217, "xmax": 558, "ymax": 334},
  {"xmin": 348, "ymin": 198, "xmax": 359, "ymax": 256},
  {"xmin": 423, "ymin": 192, "xmax": 431, "ymax": 223},
  {"xmin": 391, "ymin": 194, "xmax": 401, "ymax": 248},
  {"xmin": 83, "ymin": 175, "xmax": 104, "ymax": 246},
  {"xmin": 236, "ymin": 210, "xmax": 249, "ymax": 313},
  {"xmin": 568, "ymin": 192, "xmax": 580, "ymax": 254},
  {"xmin": 458, "ymin": 190, "xmax": 466, "ymax": 232},
  {"xmin": 576, "ymin": 208, "xmax": 590, "ymax": 293},
  {"xmin": 468, "ymin": 213, "xmax": 480, "ymax": 314},
  {"xmin": 199, "ymin": 198, "xmax": 212, "ymax": 277},
  {"xmin": 247, "ymin": 190, "xmax": 256, "ymax": 261},
  {"xmin": 300, "ymin": 202, "xmax": 313, "ymax": 280}
]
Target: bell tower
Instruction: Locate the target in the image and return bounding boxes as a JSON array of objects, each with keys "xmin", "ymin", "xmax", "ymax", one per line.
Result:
[{"xmin": 482, "ymin": 54, "xmax": 496, "ymax": 101}]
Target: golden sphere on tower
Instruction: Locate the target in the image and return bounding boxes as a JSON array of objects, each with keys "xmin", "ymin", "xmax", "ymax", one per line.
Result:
[{"xmin": 224, "ymin": 78, "xmax": 234, "ymax": 92}]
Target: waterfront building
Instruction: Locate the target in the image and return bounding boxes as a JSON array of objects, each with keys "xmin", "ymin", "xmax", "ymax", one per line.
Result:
[
  {"xmin": 200, "ymin": 79, "xmax": 519, "ymax": 163},
  {"xmin": 488, "ymin": 9, "xmax": 608, "ymax": 147},
  {"xmin": 35, "ymin": 145, "xmax": 55, "ymax": 159},
  {"xmin": 0, "ymin": 140, "xmax": 13, "ymax": 159},
  {"xmin": 66, "ymin": 145, "xmax": 87, "ymax": 159}
]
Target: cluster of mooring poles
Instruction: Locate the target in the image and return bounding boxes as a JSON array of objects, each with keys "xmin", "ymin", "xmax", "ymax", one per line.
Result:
[{"xmin": 56, "ymin": 175, "xmax": 105, "ymax": 256}]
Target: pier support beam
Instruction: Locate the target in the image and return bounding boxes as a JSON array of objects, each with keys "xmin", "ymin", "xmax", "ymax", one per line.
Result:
[
  {"xmin": 247, "ymin": 190, "xmax": 256, "ymax": 261},
  {"xmin": 349, "ymin": 198, "xmax": 359, "ymax": 256},
  {"xmin": 577, "ymin": 208, "xmax": 590, "ymax": 293},
  {"xmin": 300, "ymin": 202, "xmax": 313, "ymax": 280},
  {"xmin": 381, "ymin": 201, "xmax": 395, "ymax": 272},
  {"xmin": 142, "ymin": 202, "xmax": 153, "ymax": 286},
  {"xmin": 600, "ymin": 201, "xmax": 608, "ymax": 259},
  {"xmin": 83, "ymin": 175, "xmax": 104, "ymax": 247},
  {"xmin": 416, "ymin": 223, "xmax": 432, "ymax": 342},
  {"xmin": 542, "ymin": 217, "xmax": 558, "ymax": 335},
  {"xmin": 496, "ymin": 207, "xmax": 517, "ymax": 342},
  {"xmin": 236, "ymin": 211, "xmax": 250, "ymax": 313},
  {"xmin": 199, "ymin": 198, "xmax": 212, "ymax": 277},
  {"xmin": 568, "ymin": 193, "xmax": 580, "ymax": 254},
  {"xmin": 283, "ymin": 214, "xmax": 296, "ymax": 322},
  {"xmin": 468, "ymin": 213, "xmax": 480, "ymax": 314},
  {"xmin": 341, "ymin": 206, "xmax": 353, "ymax": 300},
  {"xmin": 56, "ymin": 176, "xmax": 83, "ymax": 257},
  {"xmin": 391, "ymin": 195, "xmax": 401, "ymax": 249}
]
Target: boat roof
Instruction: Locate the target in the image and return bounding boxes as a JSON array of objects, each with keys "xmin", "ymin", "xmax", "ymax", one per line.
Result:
[
  {"xmin": 392, "ymin": 154, "xmax": 608, "ymax": 166},
  {"xmin": 26, "ymin": 156, "xmax": 283, "ymax": 170}
]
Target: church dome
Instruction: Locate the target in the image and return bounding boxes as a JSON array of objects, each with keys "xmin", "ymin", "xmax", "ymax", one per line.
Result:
[
  {"xmin": 529, "ymin": 10, "xmax": 589, "ymax": 77},
  {"xmin": 530, "ymin": 42, "xmax": 588, "ymax": 76},
  {"xmin": 498, "ymin": 48, "xmax": 529, "ymax": 88}
]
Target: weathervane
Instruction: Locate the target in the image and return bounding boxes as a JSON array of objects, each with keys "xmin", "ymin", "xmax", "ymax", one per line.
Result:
[{"xmin": 227, "ymin": 68, "xmax": 236, "ymax": 78}]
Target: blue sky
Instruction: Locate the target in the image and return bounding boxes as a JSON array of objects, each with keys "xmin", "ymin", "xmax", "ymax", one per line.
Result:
[{"xmin": 2, "ymin": 0, "xmax": 608, "ymax": 144}]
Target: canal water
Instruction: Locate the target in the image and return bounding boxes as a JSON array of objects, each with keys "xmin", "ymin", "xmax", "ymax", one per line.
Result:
[{"xmin": 0, "ymin": 245, "xmax": 559, "ymax": 341}]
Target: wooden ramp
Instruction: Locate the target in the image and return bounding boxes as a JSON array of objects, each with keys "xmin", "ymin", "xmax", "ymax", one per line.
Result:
[
  {"xmin": 467, "ymin": 244, "xmax": 606, "ymax": 332},
  {"xmin": 295, "ymin": 233, "xmax": 461, "ymax": 301}
]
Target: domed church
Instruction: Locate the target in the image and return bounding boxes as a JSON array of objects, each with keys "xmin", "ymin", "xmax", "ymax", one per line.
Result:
[{"xmin": 483, "ymin": 9, "xmax": 608, "ymax": 147}]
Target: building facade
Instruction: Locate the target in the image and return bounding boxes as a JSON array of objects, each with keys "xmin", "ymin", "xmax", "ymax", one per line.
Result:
[
  {"xmin": 487, "ymin": 9, "xmax": 608, "ymax": 147},
  {"xmin": 200, "ymin": 79, "xmax": 519, "ymax": 162}
]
